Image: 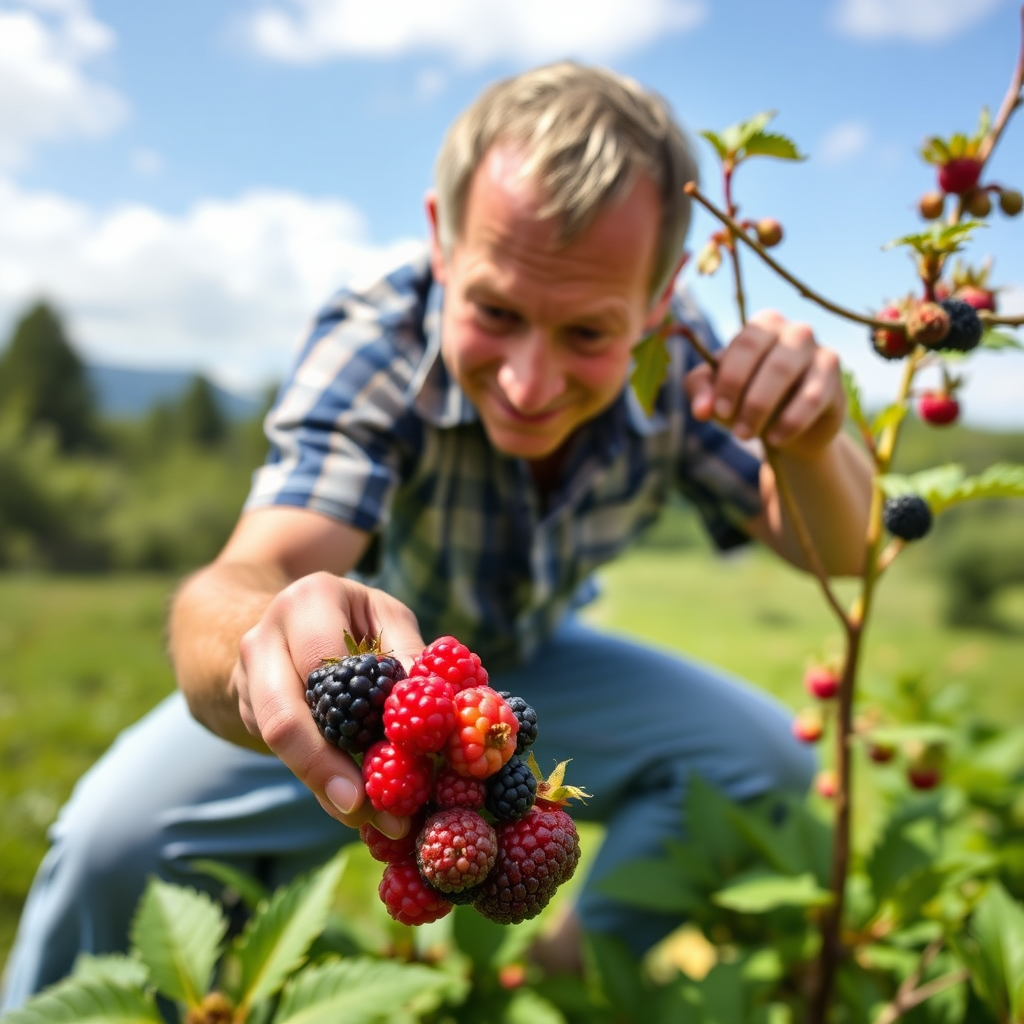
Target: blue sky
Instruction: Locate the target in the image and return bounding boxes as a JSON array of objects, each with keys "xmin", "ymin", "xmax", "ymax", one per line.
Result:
[{"xmin": 1, "ymin": 0, "xmax": 1022, "ymax": 426}]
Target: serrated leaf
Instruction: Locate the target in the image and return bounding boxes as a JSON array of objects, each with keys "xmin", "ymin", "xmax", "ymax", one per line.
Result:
[
  {"xmin": 711, "ymin": 870, "xmax": 832, "ymax": 913},
  {"xmin": 883, "ymin": 220, "xmax": 984, "ymax": 255},
  {"xmin": 271, "ymin": 957, "xmax": 448, "ymax": 1024},
  {"xmin": 888, "ymin": 462, "xmax": 1024, "ymax": 514},
  {"xmin": 981, "ymin": 327, "xmax": 1024, "ymax": 351},
  {"xmin": 128, "ymin": 878, "xmax": 227, "ymax": 1006},
  {"xmin": 234, "ymin": 850, "xmax": 347, "ymax": 1010},
  {"xmin": 871, "ymin": 401, "xmax": 908, "ymax": 437},
  {"xmin": 920, "ymin": 136, "xmax": 950, "ymax": 165},
  {"xmin": 1, "ymin": 978, "xmax": 164, "ymax": 1024},
  {"xmin": 700, "ymin": 129, "xmax": 729, "ymax": 161},
  {"xmin": 721, "ymin": 110, "xmax": 777, "ymax": 155},
  {"xmin": 841, "ymin": 369, "xmax": 868, "ymax": 432},
  {"xmin": 630, "ymin": 330, "xmax": 670, "ymax": 416},
  {"xmin": 190, "ymin": 858, "xmax": 270, "ymax": 912},
  {"xmin": 741, "ymin": 131, "xmax": 805, "ymax": 161},
  {"xmin": 70, "ymin": 953, "xmax": 150, "ymax": 991}
]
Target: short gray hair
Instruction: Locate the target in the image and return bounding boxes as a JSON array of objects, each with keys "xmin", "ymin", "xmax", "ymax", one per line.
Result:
[{"xmin": 434, "ymin": 61, "xmax": 700, "ymax": 300}]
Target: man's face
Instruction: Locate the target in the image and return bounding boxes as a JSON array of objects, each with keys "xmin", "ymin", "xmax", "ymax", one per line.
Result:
[{"xmin": 427, "ymin": 145, "xmax": 665, "ymax": 462}]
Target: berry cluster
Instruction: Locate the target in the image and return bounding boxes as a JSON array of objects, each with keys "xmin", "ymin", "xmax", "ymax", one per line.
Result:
[{"xmin": 307, "ymin": 633, "xmax": 584, "ymax": 927}]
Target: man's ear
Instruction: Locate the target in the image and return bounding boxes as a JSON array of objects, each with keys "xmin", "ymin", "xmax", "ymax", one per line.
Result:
[
  {"xmin": 643, "ymin": 252, "xmax": 689, "ymax": 331},
  {"xmin": 424, "ymin": 190, "xmax": 448, "ymax": 285}
]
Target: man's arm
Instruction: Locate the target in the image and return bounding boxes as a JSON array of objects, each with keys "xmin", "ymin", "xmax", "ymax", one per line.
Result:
[
  {"xmin": 686, "ymin": 310, "xmax": 873, "ymax": 577},
  {"xmin": 167, "ymin": 506, "xmax": 425, "ymax": 833}
]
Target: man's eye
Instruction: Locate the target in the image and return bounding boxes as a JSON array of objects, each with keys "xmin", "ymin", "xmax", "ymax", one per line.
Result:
[
  {"xmin": 477, "ymin": 304, "xmax": 516, "ymax": 325},
  {"xmin": 570, "ymin": 326, "xmax": 604, "ymax": 344}
]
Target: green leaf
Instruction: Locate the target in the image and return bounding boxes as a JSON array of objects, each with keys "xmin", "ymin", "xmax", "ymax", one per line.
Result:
[
  {"xmin": 952, "ymin": 880, "xmax": 1024, "ymax": 1020},
  {"xmin": 981, "ymin": 327, "xmax": 1024, "ymax": 351},
  {"xmin": 504, "ymin": 986, "xmax": 568, "ymax": 1024},
  {"xmin": 69, "ymin": 953, "xmax": 150, "ymax": 991},
  {"xmin": 582, "ymin": 932, "xmax": 647, "ymax": 1019},
  {"xmin": 883, "ymin": 220, "xmax": 984, "ymax": 256},
  {"xmin": 190, "ymin": 858, "xmax": 270, "ymax": 912},
  {"xmin": 721, "ymin": 111, "xmax": 777, "ymax": 155},
  {"xmin": 711, "ymin": 870, "xmax": 832, "ymax": 913},
  {"xmin": 1, "ymin": 978, "xmax": 164, "ymax": 1024},
  {"xmin": 920, "ymin": 136, "xmax": 950, "ymax": 165},
  {"xmin": 882, "ymin": 462, "xmax": 1024, "ymax": 514},
  {"xmin": 235, "ymin": 850, "xmax": 348, "ymax": 1010},
  {"xmin": 598, "ymin": 855, "xmax": 703, "ymax": 913},
  {"xmin": 871, "ymin": 401, "xmax": 908, "ymax": 437},
  {"xmin": 271, "ymin": 957, "xmax": 449, "ymax": 1024},
  {"xmin": 128, "ymin": 878, "xmax": 228, "ymax": 1006},
  {"xmin": 451, "ymin": 904, "xmax": 508, "ymax": 972},
  {"xmin": 699, "ymin": 129, "xmax": 730, "ymax": 161},
  {"xmin": 630, "ymin": 330, "xmax": 671, "ymax": 416},
  {"xmin": 740, "ymin": 131, "xmax": 805, "ymax": 161},
  {"xmin": 841, "ymin": 369, "xmax": 868, "ymax": 434}
]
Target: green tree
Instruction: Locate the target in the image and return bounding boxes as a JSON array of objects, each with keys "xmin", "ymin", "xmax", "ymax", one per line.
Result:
[
  {"xmin": 179, "ymin": 373, "xmax": 227, "ymax": 447},
  {"xmin": 0, "ymin": 300, "xmax": 97, "ymax": 451}
]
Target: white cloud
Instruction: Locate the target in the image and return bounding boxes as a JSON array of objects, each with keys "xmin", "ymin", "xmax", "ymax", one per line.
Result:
[
  {"xmin": 242, "ymin": 0, "xmax": 707, "ymax": 66},
  {"xmin": 816, "ymin": 120, "xmax": 870, "ymax": 166},
  {"xmin": 0, "ymin": 0, "xmax": 127, "ymax": 169},
  {"xmin": 0, "ymin": 176, "xmax": 423, "ymax": 389},
  {"xmin": 130, "ymin": 147, "xmax": 163, "ymax": 176},
  {"xmin": 833, "ymin": 0, "xmax": 1006, "ymax": 42}
]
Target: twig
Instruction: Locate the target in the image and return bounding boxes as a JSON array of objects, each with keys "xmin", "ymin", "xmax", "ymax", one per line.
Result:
[
  {"xmin": 684, "ymin": 183, "xmax": 902, "ymax": 331},
  {"xmin": 976, "ymin": 3, "xmax": 1024, "ymax": 166},
  {"xmin": 874, "ymin": 938, "xmax": 968, "ymax": 1024}
]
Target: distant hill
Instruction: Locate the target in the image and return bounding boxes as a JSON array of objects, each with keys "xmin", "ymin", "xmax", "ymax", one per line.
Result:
[{"xmin": 86, "ymin": 364, "xmax": 266, "ymax": 421}]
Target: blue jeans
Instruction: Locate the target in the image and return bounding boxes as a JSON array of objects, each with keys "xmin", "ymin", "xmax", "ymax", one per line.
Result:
[{"xmin": 0, "ymin": 619, "xmax": 814, "ymax": 1010}]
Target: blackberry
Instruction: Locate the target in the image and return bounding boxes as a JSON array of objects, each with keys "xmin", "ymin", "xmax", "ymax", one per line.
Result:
[
  {"xmin": 882, "ymin": 494, "xmax": 933, "ymax": 541},
  {"xmin": 938, "ymin": 298, "xmax": 983, "ymax": 353},
  {"xmin": 305, "ymin": 653, "xmax": 406, "ymax": 754},
  {"xmin": 497, "ymin": 691, "xmax": 538, "ymax": 753},
  {"xmin": 485, "ymin": 756, "xmax": 538, "ymax": 821}
]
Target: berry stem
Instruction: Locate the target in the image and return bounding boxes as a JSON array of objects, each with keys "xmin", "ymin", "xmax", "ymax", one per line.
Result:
[
  {"xmin": 684, "ymin": 182, "xmax": 903, "ymax": 332},
  {"xmin": 975, "ymin": 3, "xmax": 1024, "ymax": 168},
  {"xmin": 721, "ymin": 163, "xmax": 750, "ymax": 326}
]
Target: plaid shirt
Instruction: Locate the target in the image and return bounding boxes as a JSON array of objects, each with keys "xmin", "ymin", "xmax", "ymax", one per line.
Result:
[{"xmin": 246, "ymin": 245, "xmax": 762, "ymax": 668}]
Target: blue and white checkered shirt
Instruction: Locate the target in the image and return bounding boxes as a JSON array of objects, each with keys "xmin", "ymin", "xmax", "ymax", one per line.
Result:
[{"xmin": 246, "ymin": 245, "xmax": 762, "ymax": 668}]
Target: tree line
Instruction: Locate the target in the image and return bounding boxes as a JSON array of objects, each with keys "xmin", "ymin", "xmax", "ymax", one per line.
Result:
[{"xmin": 0, "ymin": 301, "xmax": 272, "ymax": 572}]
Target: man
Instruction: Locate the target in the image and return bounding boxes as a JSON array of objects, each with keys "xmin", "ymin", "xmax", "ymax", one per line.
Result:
[{"xmin": 1, "ymin": 61, "xmax": 871, "ymax": 1007}]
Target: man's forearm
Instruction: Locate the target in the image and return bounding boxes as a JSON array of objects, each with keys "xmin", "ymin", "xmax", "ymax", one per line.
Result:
[
  {"xmin": 757, "ymin": 433, "xmax": 874, "ymax": 577},
  {"xmin": 167, "ymin": 560, "xmax": 290, "ymax": 748}
]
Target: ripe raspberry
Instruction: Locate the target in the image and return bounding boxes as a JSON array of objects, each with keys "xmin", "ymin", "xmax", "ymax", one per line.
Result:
[
  {"xmin": 473, "ymin": 804, "xmax": 581, "ymax": 925},
  {"xmin": 446, "ymin": 686, "xmax": 519, "ymax": 779},
  {"xmin": 937, "ymin": 298, "xmax": 983, "ymax": 353},
  {"xmin": 497, "ymin": 691, "xmax": 539, "ymax": 754},
  {"xmin": 871, "ymin": 305, "xmax": 911, "ymax": 361},
  {"xmin": 792, "ymin": 707, "xmax": 824, "ymax": 744},
  {"xmin": 804, "ymin": 665, "xmax": 840, "ymax": 700},
  {"xmin": 383, "ymin": 675, "xmax": 456, "ymax": 755},
  {"xmin": 379, "ymin": 857, "xmax": 452, "ymax": 925},
  {"xmin": 485, "ymin": 755, "xmax": 538, "ymax": 821},
  {"xmin": 433, "ymin": 765, "xmax": 486, "ymax": 810},
  {"xmin": 415, "ymin": 808, "xmax": 498, "ymax": 894},
  {"xmin": 362, "ymin": 741, "xmax": 434, "ymax": 818},
  {"xmin": 882, "ymin": 494, "xmax": 933, "ymax": 541},
  {"xmin": 815, "ymin": 769, "xmax": 838, "ymax": 799},
  {"xmin": 359, "ymin": 820, "xmax": 418, "ymax": 864},
  {"xmin": 917, "ymin": 391, "xmax": 960, "ymax": 426},
  {"xmin": 938, "ymin": 157, "xmax": 982, "ymax": 195},
  {"xmin": 954, "ymin": 285, "xmax": 996, "ymax": 313},
  {"xmin": 411, "ymin": 635, "xmax": 489, "ymax": 691},
  {"xmin": 306, "ymin": 653, "xmax": 406, "ymax": 754}
]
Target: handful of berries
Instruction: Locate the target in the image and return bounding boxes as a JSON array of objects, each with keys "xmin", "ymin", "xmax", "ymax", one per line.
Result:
[{"xmin": 305, "ymin": 633, "xmax": 586, "ymax": 926}]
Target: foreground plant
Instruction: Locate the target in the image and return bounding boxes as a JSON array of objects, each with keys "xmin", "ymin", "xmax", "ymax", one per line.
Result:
[{"xmin": 619, "ymin": 5, "xmax": 1024, "ymax": 1022}]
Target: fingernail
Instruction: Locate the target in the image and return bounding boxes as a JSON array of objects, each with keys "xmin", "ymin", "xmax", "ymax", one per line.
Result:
[
  {"xmin": 374, "ymin": 813, "xmax": 407, "ymax": 841},
  {"xmin": 325, "ymin": 776, "xmax": 358, "ymax": 816}
]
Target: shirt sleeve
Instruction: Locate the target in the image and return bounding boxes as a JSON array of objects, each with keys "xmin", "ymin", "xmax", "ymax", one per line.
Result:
[
  {"xmin": 243, "ymin": 257, "xmax": 430, "ymax": 533},
  {"xmin": 671, "ymin": 290, "xmax": 764, "ymax": 551}
]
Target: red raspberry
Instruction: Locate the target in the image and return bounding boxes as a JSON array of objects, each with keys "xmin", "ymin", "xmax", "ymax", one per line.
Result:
[
  {"xmin": 938, "ymin": 156, "xmax": 982, "ymax": 195},
  {"xmin": 908, "ymin": 765, "xmax": 942, "ymax": 790},
  {"xmin": 362, "ymin": 741, "xmax": 433, "ymax": 818},
  {"xmin": 415, "ymin": 808, "xmax": 498, "ymax": 894},
  {"xmin": 804, "ymin": 665, "xmax": 840, "ymax": 700},
  {"xmin": 383, "ymin": 675, "xmax": 457, "ymax": 755},
  {"xmin": 871, "ymin": 305, "xmax": 911, "ymax": 361},
  {"xmin": 433, "ymin": 765, "xmax": 486, "ymax": 810},
  {"xmin": 472, "ymin": 803, "xmax": 581, "ymax": 925},
  {"xmin": 792, "ymin": 707, "xmax": 824, "ymax": 744},
  {"xmin": 411, "ymin": 635, "xmax": 489, "ymax": 691},
  {"xmin": 953, "ymin": 285, "xmax": 996, "ymax": 313},
  {"xmin": 378, "ymin": 857, "xmax": 452, "ymax": 925},
  {"xmin": 917, "ymin": 391, "xmax": 960, "ymax": 426},
  {"xmin": 359, "ymin": 820, "xmax": 418, "ymax": 864},
  {"xmin": 445, "ymin": 686, "xmax": 518, "ymax": 779}
]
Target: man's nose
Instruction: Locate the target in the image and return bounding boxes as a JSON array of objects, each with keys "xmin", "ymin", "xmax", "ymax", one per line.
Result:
[{"xmin": 496, "ymin": 330, "xmax": 565, "ymax": 412}]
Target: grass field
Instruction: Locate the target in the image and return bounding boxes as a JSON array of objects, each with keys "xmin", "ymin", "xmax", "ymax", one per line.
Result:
[{"xmin": 1, "ymin": 546, "xmax": 1021, "ymax": 979}]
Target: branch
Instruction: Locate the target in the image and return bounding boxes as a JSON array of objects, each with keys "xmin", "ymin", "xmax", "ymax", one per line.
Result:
[
  {"xmin": 976, "ymin": 2, "xmax": 1024, "ymax": 166},
  {"xmin": 684, "ymin": 182, "xmax": 900, "ymax": 331},
  {"xmin": 874, "ymin": 939, "xmax": 969, "ymax": 1024}
]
